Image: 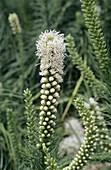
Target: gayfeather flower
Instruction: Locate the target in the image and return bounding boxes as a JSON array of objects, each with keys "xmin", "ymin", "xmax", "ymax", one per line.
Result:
[
  {"xmin": 36, "ymin": 30, "xmax": 66, "ymax": 149},
  {"xmin": 8, "ymin": 13, "xmax": 21, "ymax": 34},
  {"xmin": 36, "ymin": 30, "xmax": 66, "ymax": 82}
]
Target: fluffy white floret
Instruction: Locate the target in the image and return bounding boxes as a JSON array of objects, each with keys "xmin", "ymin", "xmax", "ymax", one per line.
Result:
[{"xmin": 36, "ymin": 30, "xmax": 66, "ymax": 82}]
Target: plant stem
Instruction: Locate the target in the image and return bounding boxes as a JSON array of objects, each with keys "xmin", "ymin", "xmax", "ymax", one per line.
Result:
[
  {"xmin": 16, "ymin": 33, "xmax": 24, "ymax": 89},
  {"xmin": 61, "ymin": 74, "xmax": 83, "ymax": 121}
]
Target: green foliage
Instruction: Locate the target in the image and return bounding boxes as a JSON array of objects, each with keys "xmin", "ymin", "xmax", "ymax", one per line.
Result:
[
  {"xmin": 6, "ymin": 109, "xmax": 21, "ymax": 167},
  {"xmin": 23, "ymin": 88, "xmax": 41, "ymax": 170}
]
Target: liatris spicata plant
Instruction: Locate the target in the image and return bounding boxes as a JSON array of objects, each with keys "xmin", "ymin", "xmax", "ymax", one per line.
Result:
[
  {"xmin": 36, "ymin": 30, "xmax": 66, "ymax": 149},
  {"xmin": 8, "ymin": 13, "xmax": 22, "ymax": 34},
  {"xmin": 63, "ymin": 97, "xmax": 99, "ymax": 170}
]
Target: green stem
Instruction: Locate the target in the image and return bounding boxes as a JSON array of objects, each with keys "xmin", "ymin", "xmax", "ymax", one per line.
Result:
[
  {"xmin": 61, "ymin": 52, "xmax": 87, "ymax": 121},
  {"xmin": 16, "ymin": 33, "xmax": 24, "ymax": 89},
  {"xmin": 61, "ymin": 74, "xmax": 83, "ymax": 121}
]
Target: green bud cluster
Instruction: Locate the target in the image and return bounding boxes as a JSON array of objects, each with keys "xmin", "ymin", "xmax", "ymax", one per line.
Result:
[
  {"xmin": 8, "ymin": 13, "xmax": 22, "ymax": 34},
  {"xmin": 85, "ymin": 100, "xmax": 111, "ymax": 153},
  {"xmin": 63, "ymin": 97, "xmax": 99, "ymax": 170},
  {"xmin": 100, "ymin": 134, "xmax": 111, "ymax": 152},
  {"xmin": 37, "ymin": 69, "xmax": 60, "ymax": 148},
  {"xmin": 80, "ymin": 0, "xmax": 108, "ymax": 73},
  {"xmin": 43, "ymin": 144, "xmax": 60, "ymax": 170},
  {"xmin": 23, "ymin": 88, "xmax": 37, "ymax": 145},
  {"xmin": 96, "ymin": 114, "xmax": 111, "ymax": 152},
  {"xmin": 65, "ymin": 34, "xmax": 106, "ymax": 93}
]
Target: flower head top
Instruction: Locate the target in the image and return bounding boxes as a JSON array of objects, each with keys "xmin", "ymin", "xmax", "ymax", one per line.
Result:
[
  {"xmin": 36, "ymin": 30, "xmax": 66, "ymax": 81},
  {"xmin": 8, "ymin": 13, "xmax": 22, "ymax": 34}
]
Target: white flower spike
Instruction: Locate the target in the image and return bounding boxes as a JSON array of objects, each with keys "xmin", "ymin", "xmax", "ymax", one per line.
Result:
[
  {"xmin": 37, "ymin": 30, "xmax": 66, "ymax": 148},
  {"xmin": 36, "ymin": 30, "xmax": 66, "ymax": 82}
]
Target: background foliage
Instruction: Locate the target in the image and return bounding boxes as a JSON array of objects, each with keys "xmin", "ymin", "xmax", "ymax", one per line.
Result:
[{"xmin": 0, "ymin": 0, "xmax": 111, "ymax": 169}]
